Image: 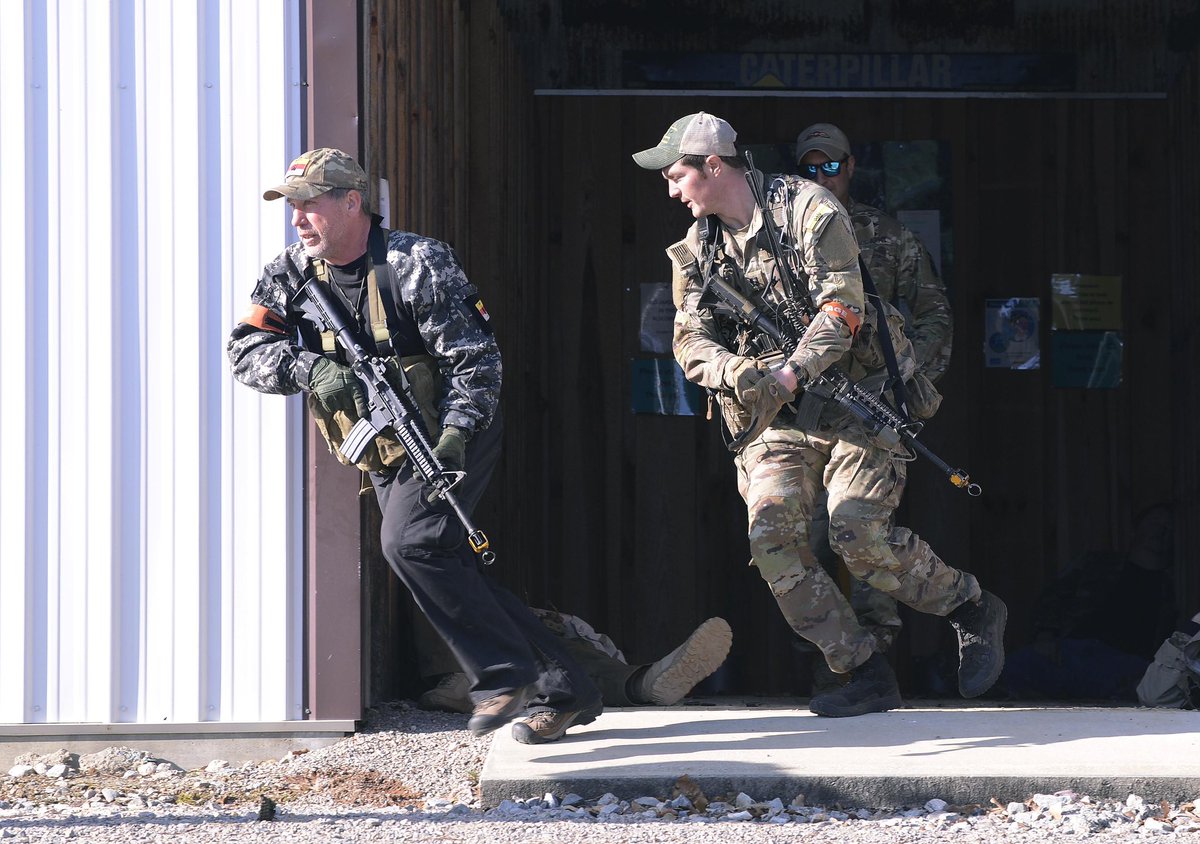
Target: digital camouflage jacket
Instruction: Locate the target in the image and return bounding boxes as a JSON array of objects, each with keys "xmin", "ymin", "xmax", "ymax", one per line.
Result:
[{"xmin": 227, "ymin": 226, "xmax": 500, "ymax": 436}]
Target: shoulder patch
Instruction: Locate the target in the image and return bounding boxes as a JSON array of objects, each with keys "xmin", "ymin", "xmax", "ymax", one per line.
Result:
[
  {"xmin": 240, "ymin": 304, "xmax": 289, "ymax": 334},
  {"xmin": 812, "ymin": 204, "xmax": 860, "ymax": 272},
  {"xmin": 667, "ymin": 239, "xmax": 702, "ymax": 310},
  {"xmin": 463, "ymin": 294, "xmax": 494, "ymax": 334}
]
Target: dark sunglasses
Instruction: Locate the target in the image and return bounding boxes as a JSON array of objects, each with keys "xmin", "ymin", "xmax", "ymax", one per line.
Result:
[{"xmin": 798, "ymin": 158, "xmax": 847, "ymax": 179}]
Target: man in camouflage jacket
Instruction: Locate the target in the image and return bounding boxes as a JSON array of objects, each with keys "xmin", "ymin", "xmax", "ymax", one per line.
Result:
[
  {"xmin": 227, "ymin": 148, "xmax": 600, "ymax": 743},
  {"xmin": 794, "ymin": 122, "xmax": 955, "ymax": 668},
  {"xmin": 795, "ymin": 122, "xmax": 952, "ymax": 382},
  {"xmin": 634, "ymin": 113, "xmax": 1006, "ymax": 716}
]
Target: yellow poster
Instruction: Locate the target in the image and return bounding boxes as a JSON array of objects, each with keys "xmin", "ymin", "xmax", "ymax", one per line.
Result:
[{"xmin": 1050, "ymin": 274, "xmax": 1122, "ymax": 331}]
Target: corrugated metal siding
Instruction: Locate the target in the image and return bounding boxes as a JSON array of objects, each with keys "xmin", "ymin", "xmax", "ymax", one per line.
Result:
[{"xmin": 0, "ymin": 1, "xmax": 305, "ymax": 724}]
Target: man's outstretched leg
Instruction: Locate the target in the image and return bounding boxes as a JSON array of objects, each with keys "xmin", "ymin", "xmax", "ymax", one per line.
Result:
[
  {"xmin": 626, "ymin": 617, "xmax": 732, "ymax": 705},
  {"xmin": 418, "ymin": 616, "xmax": 733, "ymax": 720}
]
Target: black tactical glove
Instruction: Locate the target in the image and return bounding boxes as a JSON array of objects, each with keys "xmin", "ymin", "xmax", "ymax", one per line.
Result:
[{"xmin": 304, "ymin": 357, "xmax": 368, "ymax": 418}]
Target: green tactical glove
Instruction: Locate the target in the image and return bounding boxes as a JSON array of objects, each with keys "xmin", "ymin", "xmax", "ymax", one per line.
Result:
[
  {"xmin": 305, "ymin": 357, "xmax": 368, "ymax": 418},
  {"xmin": 432, "ymin": 426, "xmax": 468, "ymax": 473},
  {"xmin": 724, "ymin": 356, "xmax": 767, "ymax": 406}
]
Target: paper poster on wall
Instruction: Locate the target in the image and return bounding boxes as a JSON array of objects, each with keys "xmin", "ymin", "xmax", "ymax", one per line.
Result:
[
  {"xmin": 378, "ymin": 178, "xmax": 391, "ymax": 229},
  {"xmin": 984, "ymin": 297, "xmax": 1040, "ymax": 369},
  {"xmin": 1051, "ymin": 331, "xmax": 1123, "ymax": 388},
  {"xmin": 630, "ymin": 358, "xmax": 705, "ymax": 416},
  {"xmin": 640, "ymin": 283, "xmax": 676, "ymax": 353},
  {"xmin": 1050, "ymin": 274, "xmax": 1122, "ymax": 331}
]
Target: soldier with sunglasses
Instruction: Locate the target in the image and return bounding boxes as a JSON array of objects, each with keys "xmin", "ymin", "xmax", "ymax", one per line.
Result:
[
  {"xmin": 795, "ymin": 124, "xmax": 952, "ymax": 383},
  {"xmin": 795, "ymin": 123, "xmax": 957, "ymax": 690}
]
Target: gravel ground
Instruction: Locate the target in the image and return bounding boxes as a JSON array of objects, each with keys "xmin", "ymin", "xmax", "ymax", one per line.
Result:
[{"xmin": 1, "ymin": 701, "xmax": 1197, "ymax": 842}]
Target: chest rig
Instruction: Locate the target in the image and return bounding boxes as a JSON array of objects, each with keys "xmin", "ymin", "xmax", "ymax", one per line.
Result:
[
  {"xmin": 300, "ymin": 225, "xmax": 443, "ymax": 474},
  {"xmin": 697, "ymin": 175, "xmax": 812, "ymax": 359},
  {"xmin": 310, "ymin": 225, "xmax": 398, "ymax": 358}
]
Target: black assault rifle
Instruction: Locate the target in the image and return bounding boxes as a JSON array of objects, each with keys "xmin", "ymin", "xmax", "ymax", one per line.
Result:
[
  {"xmin": 671, "ymin": 157, "xmax": 981, "ymax": 496},
  {"xmin": 296, "ymin": 275, "xmax": 497, "ymax": 563}
]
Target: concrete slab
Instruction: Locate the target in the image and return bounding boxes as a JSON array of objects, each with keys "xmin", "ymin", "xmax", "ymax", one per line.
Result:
[
  {"xmin": 0, "ymin": 720, "xmax": 356, "ymax": 770},
  {"xmin": 480, "ymin": 699, "xmax": 1200, "ymax": 808}
]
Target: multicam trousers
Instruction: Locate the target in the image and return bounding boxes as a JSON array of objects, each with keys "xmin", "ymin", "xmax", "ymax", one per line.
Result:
[
  {"xmin": 810, "ymin": 490, "xmax": 904, "ymax": 652},
  {"xmin": 734, "ymin": 425, "xmax": 980, "ymax": 673}
]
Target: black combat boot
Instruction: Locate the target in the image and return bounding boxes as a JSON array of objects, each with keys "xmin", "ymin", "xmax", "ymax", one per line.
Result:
[
  {"xmin": 948, "ymin": 590, "xmax": 1008, "ymax": 698},
  {"xmin": 808, "ymin": 652, "xmax": 902, "ymax": 717},
  {"xmin": 809, "ymin": 652, "xmax": 845, "ymax": 697}
]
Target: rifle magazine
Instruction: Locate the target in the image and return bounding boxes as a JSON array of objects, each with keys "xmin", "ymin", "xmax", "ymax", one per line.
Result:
[{"xmin": 341, "ymin": 417, "xmax": 380, "ymax": 464}]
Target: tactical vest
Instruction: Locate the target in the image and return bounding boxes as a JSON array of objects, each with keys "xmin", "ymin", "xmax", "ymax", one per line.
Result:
[
  {"xmin": 763, "ymin": 176, "xmax": 941, "ymax": 423},
  {"xmin": 305, "ymin": 228, "xmax": 442, "ymax": 473},
  {"xmin": 702, "ymin": 175, "xmax": 941, "ymax": 436},
  {"xmin": 1137, "ymin": 627, "xmax": 1200, "ymax": 709},
  {"xmin": 312, "ymin": 257, "xmax": 392, "ymax": 354}
]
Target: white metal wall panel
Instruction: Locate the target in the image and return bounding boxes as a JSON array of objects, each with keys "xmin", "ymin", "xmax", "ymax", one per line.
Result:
[
  {"xmin": 0, "ymin": 0, "xmax": 305, "ymax": 725},
  {"xmin": 0, "ymin": 0, "xmax": 36, "ymax": 723},
  {"xmin": 218, "ymin": 0, "xmax": 306, "ymax": 723}
]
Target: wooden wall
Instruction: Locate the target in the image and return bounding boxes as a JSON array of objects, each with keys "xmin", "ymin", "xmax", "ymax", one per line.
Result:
[
  {"xmin": 504, "ymin": 95, "xmax": 1177, "ymax": 696},
  {"xmin": 1169, "ymin": 49, "xmax": 1200, "ymax": 628},
  {"xmin": 358, "ymin": 0, "xmax": 1193, "ymax": 702},
  {"xmin": 361, "ymin": 0, "xmax": 476, "ymax": 700}
]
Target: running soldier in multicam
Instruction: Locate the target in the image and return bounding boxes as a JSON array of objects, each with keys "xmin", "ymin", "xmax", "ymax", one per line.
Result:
[
  {"xmin": 634, "ymin": 112, "xmax": 1006, "ymax": 717},
  {"xmin": 228, "ymin": 147, "xmax": 602, "ymax": 745}
]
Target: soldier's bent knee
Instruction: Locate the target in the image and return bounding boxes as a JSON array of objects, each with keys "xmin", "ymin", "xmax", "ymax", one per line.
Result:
[{"xmin": 757, "ymin": 561, "xmax": 808, "ymax": 597}]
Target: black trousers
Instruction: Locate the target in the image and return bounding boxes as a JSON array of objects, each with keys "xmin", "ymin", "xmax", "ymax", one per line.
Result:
[{"xmin": 371, "ymin": 414, "xmax": 599, "ymax": 710}]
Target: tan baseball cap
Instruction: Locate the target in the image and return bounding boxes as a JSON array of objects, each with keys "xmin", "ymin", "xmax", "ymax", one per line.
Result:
[
  {"xmin": 263, "ymin": 148, "xmax": 369, "ymax": 201},
  {"xmin": 632, "ymin": 112, "xmax": 738, "ymax": 170},
  {"xmin": 795, "ymin": 123, "xmax": 852, "ymax": 162}
]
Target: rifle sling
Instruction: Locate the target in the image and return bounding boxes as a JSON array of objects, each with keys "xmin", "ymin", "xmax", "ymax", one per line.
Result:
[
  {"xmin": 858, "ymin": 258, "xmax": 912, "ymax": 422},
  {"xmin": 367, "ymin": 223, "xmax": 405, "ymax": 357},
  {"xmin": 310, "ymin": 221, "xmax": 402, "ymax": 358},
  {"xmin": 733, "ymin": 169, "xmax": 913, "ymax": 428}
]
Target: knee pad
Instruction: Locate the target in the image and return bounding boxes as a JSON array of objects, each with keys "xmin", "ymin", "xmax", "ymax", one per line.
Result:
[
  {"xmin": 829, "ymin": 515, "xmax": 901, "ymax": 591},
  {"xmin": 827, "ymin": 518, "xmax": 874, "ymax": 564},
  {"xmin": 747, "ymin": 494, "xmax": 814, "ymax": 579}
]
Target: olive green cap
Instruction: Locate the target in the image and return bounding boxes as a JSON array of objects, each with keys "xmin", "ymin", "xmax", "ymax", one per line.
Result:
[{"xmin": 632, "ymin": 112, "xmax": 738, "ymax": 170}]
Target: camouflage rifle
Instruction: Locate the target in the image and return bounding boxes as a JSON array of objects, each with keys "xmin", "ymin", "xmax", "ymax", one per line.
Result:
[{"xmin": 296, "ymin": 274, "xmax": 497, "ymax": 563}]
